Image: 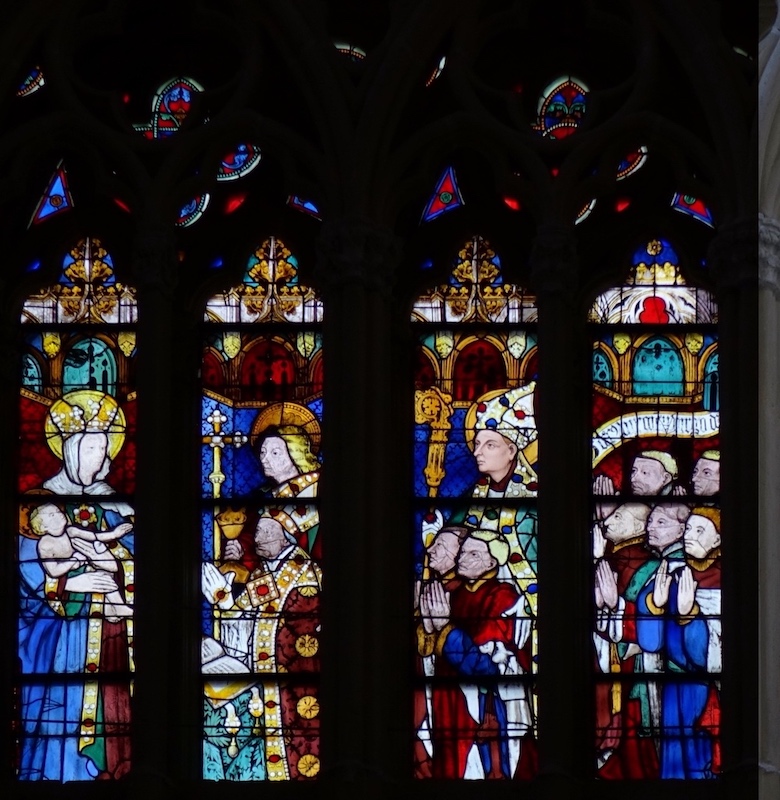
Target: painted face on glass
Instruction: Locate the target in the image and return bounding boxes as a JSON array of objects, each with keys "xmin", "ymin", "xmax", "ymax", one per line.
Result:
[
  {"xmin": 646, "ymin": 506, "xmax": 686, "ymax": 551},
  {"xmin": 473, "ymin": 431, "xmax": 517, "ymax": 482},
  {"xmin": 253, "ymin": 518, "xmax": 288, "ymax": 559},
  {"xmin": 457, "ymin": 538, "xmax": 496, "ymax": 580},
  {"xmin": 683, "ymin": 514, "xmax": 721, "ymax": 559},
  {"xmin": 630, "ymin": 457, "xmax": 672, "ymax": 496},
  {"xmin": 259, "ymin": 436, "xmax": 298, "ymax": 483},
  {"xmin": 427, "ymin": 531, "xmax": 461, "ymax": 576},
  {"xmin": 603, "ymin": 505, "xmax": 643, "ymax": 543},
  {"xmin": 692, "ymin": 458, "xmax": 720, "ymax": 496},
  {"xmin": 34, "ymin": 504, "xmax": 68, "ymax": 537},
  {"xmin": 77, "ymin": 433, "xmax": 109, "ymax": 486}
]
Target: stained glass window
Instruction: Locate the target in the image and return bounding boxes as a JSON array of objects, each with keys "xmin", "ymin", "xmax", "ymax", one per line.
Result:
[
  {"xmin": 16, "ymin": 237, "xmax": 137, "ymax": 781},
  {"xmin": 200, "ymin": 236, "xmax": 323, "ymax": 780},
  {"xmin": 590, "ymin": 238, "xmax": 720, "ymax": 779},
  {"xmin": 412, "ymin": 235, "xmax": 538, "ymax": 779}
]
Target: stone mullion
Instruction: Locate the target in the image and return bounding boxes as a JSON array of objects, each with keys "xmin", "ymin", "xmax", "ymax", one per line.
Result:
[
  {"xmin": 530, "ymin": 227, "xmax": 589, "ymax": 796},
  {"xmin": 0, "ymin": 276, "xmax": 17, "ymax": 788},
  {"xmin": 126, "ymin": 227, "xmax": 181, "ymax": 798},
  {"xmin": 709, "ymin": 222, "xmax": 759, "ymax": 793},
  {"xmin": 315, "ymin": 221, "xmax": 402, "ymax": 795}
]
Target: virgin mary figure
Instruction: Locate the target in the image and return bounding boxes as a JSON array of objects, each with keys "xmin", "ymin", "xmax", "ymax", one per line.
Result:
[{"xmin": 18, "ymin": 390, "xmax": 135, "ymax": 781}]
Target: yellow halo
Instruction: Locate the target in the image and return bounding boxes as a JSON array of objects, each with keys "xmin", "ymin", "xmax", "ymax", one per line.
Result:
[
  {"xmin": 250, "ymin": 402, "xmax": 321, "ymax": 454},
  {"xmin": 44, "ymin": 390, "xmax": 127, "ymax": 461}
]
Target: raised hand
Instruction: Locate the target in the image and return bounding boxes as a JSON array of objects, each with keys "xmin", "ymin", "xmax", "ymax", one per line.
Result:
[
  {"xmin": 223, "ymin": 539, "xmax": 244, "ymax": 561},
  {"xmin": 201, "ymin": 561, "xmax": 235, "ymax": 609},
  {"xmin": 596, "ymin": 559, "xmax": 619, "ymax": 610},
  {"xmin": 652, "ymin": 559, "xmax": 672, "ymax": 610},
  {"xmin": 677, "ymin": 566, "xmax": 699, "ymax": 616}
]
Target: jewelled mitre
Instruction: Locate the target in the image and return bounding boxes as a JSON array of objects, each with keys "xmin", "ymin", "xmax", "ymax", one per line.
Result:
[{"xmin": 472, "ymin": 382, "xmax": 537, "ymax": 450}]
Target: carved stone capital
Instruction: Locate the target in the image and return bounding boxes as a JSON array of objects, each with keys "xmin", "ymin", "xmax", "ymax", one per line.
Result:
[
  {"xmin": 530, "ymin": 226, "xmax": 578, "ymax": 298},
  {"xmin": 315, "ymin": 219, "xmax": 400, "ymax": 296},
  {"xmin": 760, "ymin": 213, "xmax": 780, "ymax": 298},
  {"xmin": 707, "ymin": 218, "xmax": 758, "ymax": 292},
  {"xmin": 132, "ymin": 226, "xmax": 178, "ymax": 297}
]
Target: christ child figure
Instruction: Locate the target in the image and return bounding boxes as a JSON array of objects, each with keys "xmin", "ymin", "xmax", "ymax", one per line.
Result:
[{"xmin": 30, "ymin": 502, "xmax": 133, "ymax": 621}]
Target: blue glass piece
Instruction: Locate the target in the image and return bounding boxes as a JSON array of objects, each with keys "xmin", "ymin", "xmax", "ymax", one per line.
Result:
[
  {"xmin": 62, "ymin": 338, "xmax": 118, "ymax": 396},
  {"xmin": 632, "ymin": 336, "xmax": 684, "ymax": 396},
  {"xmin": 216, "ymin": 144, "xmax": 262, "ymax": 182},
  {"xmin": 177, "ymin": 194, "xmax": 210, "ymax": 228},
  {"xmin": 593, "ymin": 351, "xmax": 613, "ymax": 388},
  {"xmin": 287, "ymin": 196, "xmax": 321, "ymax": 219},
  {"xmin": 632, "ymin": 238, "xmax": 678, "ymax": 268},
  {"xmin": 21, "ymin": 354, "xmax": 42, "ymax": 393},
  {"xmin": 26, "ymin": 260, "xmax": 42, "ymax": 272},
  {"xmin": 210, "ymin": 258, "xmax": 224, "ymax": 269},
  {"xmin": 29, "ymin": 164, "xmax": 74, "ymax": 227}
]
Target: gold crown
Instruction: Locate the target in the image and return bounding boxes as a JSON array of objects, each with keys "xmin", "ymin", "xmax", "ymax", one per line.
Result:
[
  {"xmin": 45, "ymin": 391, "xmax": 127, "ymax": 460},
  {"xmin": 49, "ymin": 394, "xmax": 119, "ymax": 435}
]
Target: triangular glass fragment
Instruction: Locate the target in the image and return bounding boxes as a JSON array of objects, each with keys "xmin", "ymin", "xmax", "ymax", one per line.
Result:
[
  {"xmin": 420, "ymin": 166, "xmax": 464, "ymax": 223},
  {"xmin": 29, "ymin": 161, "xmax": 73, "ymax": 227}
]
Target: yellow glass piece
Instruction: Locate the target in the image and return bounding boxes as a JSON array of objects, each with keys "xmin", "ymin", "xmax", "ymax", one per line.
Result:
[
  {"xmin": 612, "ymin": 332, "xmax": 631, "ymax": 355},
  {"xmin": 42, "ymin": 332, "xmax": 61, "ymax": 357},
  {"xmin": 296, "ymin": 695, "xmax": 320, "ymax": 719},
  {"xmin": 294, "ymin": 634, "xmax": 319, "ymax": 657},
  {"xmin": 297, "ymin": 754, "xmax": 320, "ymax": 777}
]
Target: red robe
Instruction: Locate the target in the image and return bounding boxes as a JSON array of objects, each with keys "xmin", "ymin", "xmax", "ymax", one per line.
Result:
[{"xmin": 430, "ymin": 573, "xmax": 535, "ymax": 779}]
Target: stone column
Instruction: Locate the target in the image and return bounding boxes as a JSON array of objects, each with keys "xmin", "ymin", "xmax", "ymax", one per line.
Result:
[
  {"xmin": 0, "ymin": 275, "xmax": 15, "ymax": 784},
  {"xmin": 759, "ymin": 214, "xmax": 780, "ymax": 798},
  {"xmin": 126, "ymin": 225, "xmax": 183, "ymax": 797},
  {"xmin": 708, "ymin": 220, "xmax": 759, "ymax": 793},
  {"xmin": 529, "ymin": 226, "xmax": 589, "ymax": 795},
  {"xmin": 314, "ymin": 219, "xmax": 403, "ymax": 793}
]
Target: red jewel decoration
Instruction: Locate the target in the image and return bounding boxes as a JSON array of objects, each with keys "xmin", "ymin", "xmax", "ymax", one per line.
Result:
[
  {"xmin": 477, "ymin": 402, "xmax": 487, "ymax": 412},
  {"xmin": 509, "ymin": 553, "xmax": 523, "ymax": 564},
  {"xmin": 79, "ymin": 510, "xmax": 91, "ymax": 520},
  {"xmin": 424, "ymin": 513, "xmax": 436, "ymax": 523},
  {"xmin": 258, "ymin": 652, "xmax": 270, "ymax": 660},
  {"xmin": 267, "ymin": 604, "xmax": 276, "ymax": 612},
  {"xmin": 268, "ymin": 754, "xmax": 281, "ymax": 763},
  {"xmin": 216, "ymin": 589, "xmax": 227, "ymax": 600},
  {"xmin": 86, "ymin": 663, "xmax": 98, "ymax": 672},
  {"xmin": 295, "ymin": 506, "xmax": 306, "ymax": 516},
  {"xmin": 265, "ymin": 700, "xmax": 277, "ymax": 708},
  {"xmin": 527, "ymin": 481, "xmax": 538, "ymax": 491},
  {"xmin": 514, "ymin": 410, "xmax": 526, "ymax": 420},
  {"xmin": 294, "ymin": 555, "xmax": 305, "ymax": 565},
  {"xmin": 126, "ymin": 583, "xmax": 134, "ymax": 592},
  {"xmin": 477, "ymin": 477, "xmax": 489, "ymax": 486},
  {"xmin": 83, "ymin": 718, "xmax": 95, "ymax": 728},
  {"xmin": 270, "ymin": 509, "xmax": 280, "ymax": 517},
  {"xmin": 46, "ymin": 591, "xmax": 57, "ymax": 600},
  {"xmin": 258, "ymin": 585, "xmax": 269, "ymax": 596},
  {"xmin": 90, "ymin": 611, "xmax": 102, "ymax": 618}
]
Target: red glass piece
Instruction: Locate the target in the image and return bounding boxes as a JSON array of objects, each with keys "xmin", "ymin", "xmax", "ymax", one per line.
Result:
[{"xmin": 224, "ymin": 193, "xmax": 248, "ymax": 214}]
